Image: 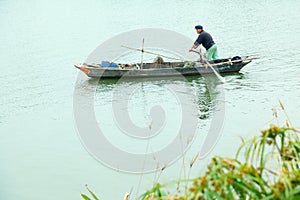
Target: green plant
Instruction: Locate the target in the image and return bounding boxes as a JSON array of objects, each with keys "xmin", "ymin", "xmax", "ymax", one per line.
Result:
[
  {"xmin": 81, "ymin": 184, "xmax": 100, "ymax": 200},
  {"xmin": 140, "ymin": 124, "xmax": 300, "ymax": 200}
]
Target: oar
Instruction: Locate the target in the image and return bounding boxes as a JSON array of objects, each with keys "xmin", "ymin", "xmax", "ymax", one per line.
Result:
[
  {"xmin": 121, "ymin": 45, "xmax": 183, "ymax": 61},
  {"xmin": 191, "ymin": 50, "xmax": 225, "ymax": 83}
]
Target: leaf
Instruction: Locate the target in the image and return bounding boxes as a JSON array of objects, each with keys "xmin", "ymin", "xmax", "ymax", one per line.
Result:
[
  {"xmin": 233, "ymin": 181, "xmax": 261, "ymax": 198},
  {"xmin": 85, "ymin": 184, "xmax": 100, "ymax": 200},
  {"xmin": 292, "ymin": 185, "xmax": 300, "ymax": 194},
  {"xmin": 226, "ymin": 184, "xmax": 235, "ymax": 199},
  {"xmin": 204, "ymin": 189, "xmax": 227, "ymax": 200},
  {"xmin": 81, "ymin": 193, "xmax": 91, "ymax": 200}
]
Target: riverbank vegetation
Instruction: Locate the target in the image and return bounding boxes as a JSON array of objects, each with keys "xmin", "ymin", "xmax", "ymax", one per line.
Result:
[{"xmin": 81, "ymin": 102, "xmax": 300, "ymax": 199}]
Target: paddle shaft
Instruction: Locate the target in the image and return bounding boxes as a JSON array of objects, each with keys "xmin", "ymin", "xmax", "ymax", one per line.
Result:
[{"xmin": 191, "ymin": 50, "xmax": 225, "ymax": 83}]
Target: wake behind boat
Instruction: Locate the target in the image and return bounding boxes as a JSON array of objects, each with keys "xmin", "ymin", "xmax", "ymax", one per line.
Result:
[{"xmin": 74, "ymin": 55, "xmax": 256, "ymax": 78}]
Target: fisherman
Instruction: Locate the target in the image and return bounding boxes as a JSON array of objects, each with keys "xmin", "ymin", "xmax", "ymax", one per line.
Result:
[{"xmin": 189, "ymin": 25, "xmax": 219, "ymax": 61}]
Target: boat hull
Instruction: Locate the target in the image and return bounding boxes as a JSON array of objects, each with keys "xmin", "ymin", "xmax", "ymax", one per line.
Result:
[{"xmin": 75, "ymin": 59, "xmax": 253, "ymax": 78}]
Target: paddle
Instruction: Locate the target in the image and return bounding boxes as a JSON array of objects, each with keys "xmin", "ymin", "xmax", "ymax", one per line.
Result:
[{"xmin": 191, "ymin": 50, "xmax": 225, "ymax": 83}]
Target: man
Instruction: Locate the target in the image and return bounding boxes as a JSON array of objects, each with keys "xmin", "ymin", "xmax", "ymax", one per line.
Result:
[{"xmin": 189, "ymin": 25, "xmax": 219, "ymax": 61}]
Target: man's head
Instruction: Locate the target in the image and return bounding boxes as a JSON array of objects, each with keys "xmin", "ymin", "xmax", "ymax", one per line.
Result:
[{"xmin": 195, "ymin": 25, "xmax": 203, "ymax": 34}]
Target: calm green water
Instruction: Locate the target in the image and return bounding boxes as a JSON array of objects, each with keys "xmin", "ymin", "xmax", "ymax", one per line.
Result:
[{"xmin": 1, "ymin": 0, "xmax": 300, "ymax": 199}]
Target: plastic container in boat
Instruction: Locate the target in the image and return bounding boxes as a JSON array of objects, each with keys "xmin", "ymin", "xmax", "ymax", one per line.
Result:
[{"xmin": 101, "ymin": 61, "xmax": 118, "ymax": 68}]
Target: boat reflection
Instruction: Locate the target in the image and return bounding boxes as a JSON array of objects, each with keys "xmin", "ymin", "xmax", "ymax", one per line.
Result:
[{"xmin": 83, "ymin": 73, "xmax": 231, "ymax": 121}]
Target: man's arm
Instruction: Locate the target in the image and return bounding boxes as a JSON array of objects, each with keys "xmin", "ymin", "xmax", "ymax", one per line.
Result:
[
  {"xmin": 189, "ymin": 34, "xmax": 203, "ymax": 52},
  {"xmin": 189, "ymin": 34, "xmax": 202, "ymax": 52},
  {"xmin": 189, "ymin": 44, "xmax": 198, "ymax": 52}
]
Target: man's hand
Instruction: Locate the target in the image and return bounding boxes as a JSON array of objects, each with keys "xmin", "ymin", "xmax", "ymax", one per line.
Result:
[{"xmin": 189, "ymin": 45, "xmax": 197, "ymax": 52}]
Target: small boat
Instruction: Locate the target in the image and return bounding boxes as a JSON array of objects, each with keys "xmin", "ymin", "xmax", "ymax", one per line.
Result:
[{"xmin": 74, "ymin": 56, "xmax": 256, "ymax": 78}]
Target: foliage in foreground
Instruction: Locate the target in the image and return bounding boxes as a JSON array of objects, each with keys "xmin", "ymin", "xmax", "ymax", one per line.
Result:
[
  {"xmin": 81, "ymin": 124, "xmax": 300, "ymax": 200},
  {"xmin": 139, "ymin": 124, "xmax": 300, "ymax": 200}
]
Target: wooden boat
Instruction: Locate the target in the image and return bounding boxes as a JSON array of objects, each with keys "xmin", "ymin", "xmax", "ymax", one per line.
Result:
[{"xmin": 74, "ymin": 56, "xmax": 255, "ymax": 78}]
